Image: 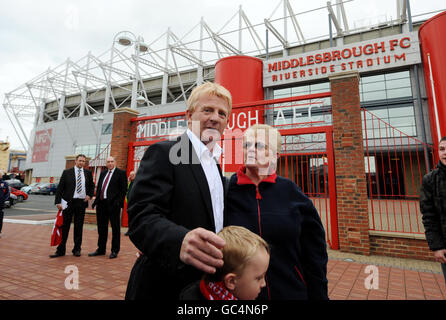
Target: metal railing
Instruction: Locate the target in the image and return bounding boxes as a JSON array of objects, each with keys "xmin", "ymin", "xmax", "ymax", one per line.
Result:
[{"xmin": 362, "ymin": 108, "xmax": 435, "ymax": 234}]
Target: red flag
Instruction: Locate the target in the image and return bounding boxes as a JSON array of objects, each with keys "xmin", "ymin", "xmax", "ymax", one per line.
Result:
[{"xmin": 50, "ymin": 209, "xmax": 63, "ymax": 246}]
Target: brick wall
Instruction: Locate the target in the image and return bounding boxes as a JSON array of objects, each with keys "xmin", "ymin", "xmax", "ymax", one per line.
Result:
[
  {"xmin": 110, "ymin": 107, "xmax": 138, "ymax": 228},
  {"xmin": 370, "ymin": 235, "xmax": 435, "ymax": 262},
  {"xmin": 330, "ymin": 71, "xmax": 371, "ymax": 255},
  {"xmin": 84, "ymin": 210, "xmax": 97, "ymax": 225},
  {"xmin": 328, "ymin": 71, "xmax": 434, "ymax": 262},
  {"xmin": 110, "ymin": 107, "xmax": 139, "ymax": 173}
]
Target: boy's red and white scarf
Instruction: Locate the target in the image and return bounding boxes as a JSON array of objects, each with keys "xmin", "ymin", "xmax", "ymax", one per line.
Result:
[{"xmin": 200, "ymin": 279, "xmax": 238, "ymax": 300}]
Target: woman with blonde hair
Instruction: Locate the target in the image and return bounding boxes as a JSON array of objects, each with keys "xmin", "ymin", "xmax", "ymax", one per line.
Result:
[{"xmin": 225, "ymin": 124, "xmax": 328, "ymax": 300}]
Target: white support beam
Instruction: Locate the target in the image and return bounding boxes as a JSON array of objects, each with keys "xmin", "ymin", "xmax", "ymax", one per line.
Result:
[
  {"xmin": 4, "ymin": 95, "xmax": 29, "ymax": 149},
  {"xmin": 337, "ymin": 0, "xmax": 349, "ymax": 33},
  {"xmin": 99, "ymin": 63, "xmax": 134, "ymax": 80},
  {"xmin": 72, "ymin": 71, "xmax": 108, "ymax": 85},
  {"xmin": 57, "ymin": 95, "xmax": 66, "ymax": 120},
  {"xmin": 264, "ymin": 18, "xmax": 288, "ymax": 47},
  {"xmin": 132, "ymin": 54, "xmax": 169, "ymax": 73},
  {"xmin": 37, "ymin": 100, "xmax": 45, "ymax": 125},
  {"xmin": 47, "ymin": 77, "xmax": 79, "ymax": 90},
  {"xmin": 6, "ymin": 93, "xmax": 43, "ymax": 102},
  {"xmin": 285, "ymin": 0, "xmax": 305, "ymax": 44},
  {"xmin": 202, "ymin": 21, "xmax": 242, "ymax": 55},
  {"xmin": 327, "ymin": 1, "xmax": 343, "ymax": 35},
  {"xmin": 169, "ymin": 45, "xmax": 205, "ymax": 66},
  {"xmin": 240, "ymin": 9, "xmax": 266, "ymax": 52},
  {"xmin": 397, "ymin": 0, "xmax": 407, "ymax": 22},
  {"xmin": 27, "ymin": 82, "xmax": 65, "ymax": 96}
]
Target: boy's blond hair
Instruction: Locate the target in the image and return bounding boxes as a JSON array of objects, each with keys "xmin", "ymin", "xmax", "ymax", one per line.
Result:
[
  {"xmin": 186, "ymin": 82, "xmax": 232, "ymax": 115},
  {"xmin": 208, "ymin": 226, "xmax": 269, "ymax": 281}
]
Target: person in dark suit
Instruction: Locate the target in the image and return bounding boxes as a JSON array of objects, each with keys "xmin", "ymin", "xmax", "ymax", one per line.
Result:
[
  {"xmin": 127, "ymin": 170, "xmax": 136, "ymax": 200},
  {"xmin": 50, "ymin": 154, "xmax": 94, "ymax": 258},
  {"xmin": 125, "ymin": 82, "xmax": 232, "ymax": 300},
  {"xmin": 124, "ymin": 171, "xmax": 135, "ymax": 237},
  {"xmin": 89, "ymin": 156, "xmax": 127, "ymax": 259},
  {"xmin": 0, "ymin": 170, "xmax": 10, "ymax": 237}
]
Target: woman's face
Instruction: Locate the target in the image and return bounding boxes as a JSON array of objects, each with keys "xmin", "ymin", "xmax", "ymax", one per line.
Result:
[{"xmin": 243, "ymin": 130, "xmax": 278, "ymax": 174}]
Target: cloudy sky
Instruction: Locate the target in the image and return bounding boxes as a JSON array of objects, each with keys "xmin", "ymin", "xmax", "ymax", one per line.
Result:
[{"xmin": 0, "ymin": 0, "xmax": 444, "ymax": 150}]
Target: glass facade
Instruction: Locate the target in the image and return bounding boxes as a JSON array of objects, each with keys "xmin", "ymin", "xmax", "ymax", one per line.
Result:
[
  {"xmin": 273, "ymin": 70, "xmax": 416, "ymax": 138},
  {"xmin": 360, "ymin": 70, "xmax": 416, "ymax": 137},
  {"xmin": 101, "ymin": 123, "xmax": 113, "ymax": 135},
  {"xmin": 74, "ymin": 144, "xmax": 109, "ymax": 159},
  {"xmin": 273, "ymin": 82, "xmax": 332, "ymax": 130}
]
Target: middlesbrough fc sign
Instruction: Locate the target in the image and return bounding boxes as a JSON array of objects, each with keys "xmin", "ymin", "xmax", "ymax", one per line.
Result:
[{"xmin": 263, "ymin": 32, "xmax": 421, "ymax": 87}]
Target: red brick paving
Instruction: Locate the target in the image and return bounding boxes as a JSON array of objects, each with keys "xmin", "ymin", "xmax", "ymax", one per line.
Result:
[{"xmin": 0, "ymin": 223, "xmax": 445, "ymax": 300}]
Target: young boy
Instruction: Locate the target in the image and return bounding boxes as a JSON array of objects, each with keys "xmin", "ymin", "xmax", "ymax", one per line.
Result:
[
  {"xmin": 420, "ymin": 136, "xmax": 446, "ymax": 282},
  {"xmin": 180, "ymin": 225, "xmax": 270, "ymax": 300}
]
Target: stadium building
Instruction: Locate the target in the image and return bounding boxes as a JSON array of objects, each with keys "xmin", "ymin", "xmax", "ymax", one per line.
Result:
[{"xmin": 3, "ymin": 0, "xmax": 446, "ymax": 260}]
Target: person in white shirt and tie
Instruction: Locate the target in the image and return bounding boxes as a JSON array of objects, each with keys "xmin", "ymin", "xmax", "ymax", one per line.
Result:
[
  {"xmin": 50, "ymin": 154, "xmax": 94, "ymax": 258},
  {"xmin": 90, "ymin": 156, "xmax": 127, "ymax": 259}
]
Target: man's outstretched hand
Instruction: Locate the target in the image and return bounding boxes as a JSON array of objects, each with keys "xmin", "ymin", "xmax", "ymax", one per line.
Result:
[{"xmin": 180, "ymin": 227, "xmax": 225, "ymax": 274}]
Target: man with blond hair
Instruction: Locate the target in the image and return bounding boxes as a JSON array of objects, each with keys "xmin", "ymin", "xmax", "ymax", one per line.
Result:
[{"xmin": 125, "ymin": 82, "xmax": 233, "ymax": 300}]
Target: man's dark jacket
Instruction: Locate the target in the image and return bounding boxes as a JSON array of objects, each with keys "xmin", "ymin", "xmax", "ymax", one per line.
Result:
[
  {"xmin": 225, "ymin": 167, "xmax": 328, "ymax": 300},
  {"xmin": 55, "ymin": 167, "xmax": 94, "ymax": 206},
  {"xmin": 0, "ymin": 179, "xmax": 9, "ymax": 205},
  {"xmin": 125, "ymin": 132, "xmax": 224, "ymax": 300},
  {"xmin": 92, "ymin": 168, "xmax": 127, "ymax": 209},
  {"xmin": 420, "ymin": 161, "xmax": 446, "ymax": 251}
]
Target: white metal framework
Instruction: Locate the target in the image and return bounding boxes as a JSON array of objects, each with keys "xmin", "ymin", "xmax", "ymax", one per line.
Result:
[{"xmin": 2, "ymin": 0, "xmax": 441, "ymax": 151}]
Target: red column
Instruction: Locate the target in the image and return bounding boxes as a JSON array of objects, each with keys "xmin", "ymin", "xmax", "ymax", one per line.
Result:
[
  {"xmin": 214, "ymin": 56, "xmax": 264, "ymax": 173},
  {"xmin": 419, "ymin": 11, "xmax": 446, "ymax": 150},
  {"xmin": 110, "ymin": 107, "xmax": 140, "ymax": 227}
]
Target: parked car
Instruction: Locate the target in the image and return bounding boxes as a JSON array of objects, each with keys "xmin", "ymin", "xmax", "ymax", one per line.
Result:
[
  {"xmin": 4, "ymin": 193, "xmax": 18, "ymax": 208},
  {"xmin": 10, "ymin": 187, "xmax": 28, "ymax": 202},
  {"xmin": 31, "ymin": 183, "xmax": 58, "ymax": 195},
  {"xmin": 8, "ymin": 181, "xmax": 28, "ymax": 190},
  {"xmin": 21, "ymin": 182, "xmax": 41, "ymax": 194}
]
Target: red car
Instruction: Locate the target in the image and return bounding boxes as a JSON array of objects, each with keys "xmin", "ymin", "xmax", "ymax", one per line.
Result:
[{"xmin": 10, "ymin": 187, "xmax": 28, "ymax": 202}]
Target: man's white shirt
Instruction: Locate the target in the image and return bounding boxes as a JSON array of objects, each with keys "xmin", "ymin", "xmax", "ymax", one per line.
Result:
[{"xmin": 186, "ymin": 129, "xmax": 224, "ymax": 233}]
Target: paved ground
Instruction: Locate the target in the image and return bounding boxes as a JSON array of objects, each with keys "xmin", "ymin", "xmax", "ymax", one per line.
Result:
[{"xmin": 0, "ymin": 217, "xmax": 445, "ymax": 300}]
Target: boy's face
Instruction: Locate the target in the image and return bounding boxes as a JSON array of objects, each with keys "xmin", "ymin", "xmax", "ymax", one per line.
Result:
[
  {"xmin": 439, "ymin": 140, "xmax": 446, "ymax": 167},
  {"xmin": 232, "ymin": 247, "xmax": 270, "ymax": 300}
]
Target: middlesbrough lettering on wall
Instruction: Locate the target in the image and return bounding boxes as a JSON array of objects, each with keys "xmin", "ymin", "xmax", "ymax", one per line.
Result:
[{"xmin": 263, "ymin": 32, "xmax": 421, "ymax": 87}]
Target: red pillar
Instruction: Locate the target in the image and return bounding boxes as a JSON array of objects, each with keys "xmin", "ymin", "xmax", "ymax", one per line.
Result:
[
  {"xmin": 110, "ymin": 107, "xmax": 140, "ymax": 227},
  {"xmin": 214, "ymin": 56, "xmax": 264, "ymax": 173},
  {"xmin": 419, "ymin": 11, "xmax": 446, "ymax": 150}
]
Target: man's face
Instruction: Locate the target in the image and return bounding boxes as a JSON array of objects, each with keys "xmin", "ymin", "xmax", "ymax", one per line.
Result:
[
  {"xmin": 186, "ymin": 94, "xmax": 230, "ymax": 146},
  {"xmin": 106, "ymin": 157, "xmax": 116, "ymax": 171},
  {"xmin": 232, "ymin": 247, "xmax": 270, "ymax": 300},
  {"xmin": 439, "ymin": 140, "xmax": 446, "ymax": 166},
  {"xmin": 75, "ymin": 156, "xmax": 86, "ymax": 169}
]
